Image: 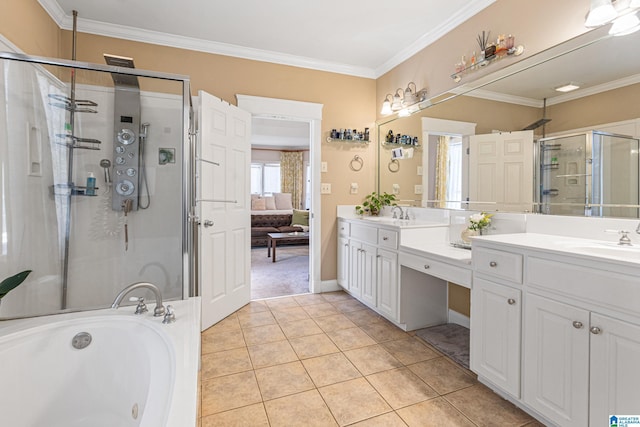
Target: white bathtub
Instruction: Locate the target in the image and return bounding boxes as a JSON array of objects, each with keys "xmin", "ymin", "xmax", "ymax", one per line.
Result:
[{"xmin": 0, "ymin": 297, "xmax": 201, "ymax": 427}]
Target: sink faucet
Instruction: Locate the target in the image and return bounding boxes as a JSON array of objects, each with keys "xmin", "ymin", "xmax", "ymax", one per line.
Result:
[
  {"xmin": 112, "ymin": 282, "xmax": 166, "ymax": 317},
  {"xmin": 391, "ymin": 205, "xmax": 404, "ymax": 219}
]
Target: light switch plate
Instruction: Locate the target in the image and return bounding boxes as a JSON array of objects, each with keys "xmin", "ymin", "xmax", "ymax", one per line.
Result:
[
  {"xmin": 321, "ymin": 183, "xmax": 331, "ymax": 194},
  {"xmin": 392, "ymin": 184, "xmax": 400, "ymax": 195},
  {"xmin": 321, "ymin": 161, "xmax": 328, "ymax": 173},
  {"xmin": 350, "ymin": 183, "xmax": 358, "ymax": 194},
  {"xmin": 414, "ymin": 184, "xmax": 423, "ymax": 194},
  {"xmin": 417, "ymin": 166, "xmax": 423, "ymax": 176}
]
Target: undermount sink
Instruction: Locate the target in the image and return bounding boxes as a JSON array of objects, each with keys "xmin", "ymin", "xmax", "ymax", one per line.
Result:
[
  {"xmin": 558, "ymin": 240, "xmax": 640, "ymax": 261},
  {"xmin": 358, "ymin": 216, "xmax": 447, "ymax": 229}
]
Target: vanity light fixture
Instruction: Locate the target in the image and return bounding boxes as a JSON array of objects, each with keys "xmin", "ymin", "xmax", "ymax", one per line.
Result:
[
  {"xmin": 380, "ymin": 94, "xmax": 393, "ymax": 115},
  {"xmin": 554, "ymin": 82, "xmax": 581, "ymax": 92},
  {"xmin": 584, "ymin": 0, "xmax": 640, "ymax": 35},
  {"xmin": 403, "ymin": 82, "xmax": 418, "ymax": 106},
  {"xmin": 391, "ymin": 88, "xmax": 404, "ymax": 111}
]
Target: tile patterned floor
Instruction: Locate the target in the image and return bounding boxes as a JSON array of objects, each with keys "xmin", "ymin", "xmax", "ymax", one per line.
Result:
[{"xmin": 199, "ymin": 291, "xmax": 544, "ymax": 427}]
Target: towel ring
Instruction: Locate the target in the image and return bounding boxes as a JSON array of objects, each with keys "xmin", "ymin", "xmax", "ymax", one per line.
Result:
[
  {"xmin": 388, "ymin": 159, "xmax": 400, "ymax": 173},
  {"xmin": 350, "ymin": 155, "xmax": 363, "ymax": 171}
]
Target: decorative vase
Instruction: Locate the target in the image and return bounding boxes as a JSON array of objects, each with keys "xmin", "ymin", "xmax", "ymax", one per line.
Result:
[{"xmin": 461, "ymin": 228, "xmax": 479, "ymax": 243}]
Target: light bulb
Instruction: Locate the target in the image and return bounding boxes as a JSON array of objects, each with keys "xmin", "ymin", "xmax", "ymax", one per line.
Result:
[
  {"xmin": 585, "ymin": 0, "xmax": 617, "ymax": 27},
  {"xmin": 610, "ymin": 12, "xmax": 640, "ymax": 35}
]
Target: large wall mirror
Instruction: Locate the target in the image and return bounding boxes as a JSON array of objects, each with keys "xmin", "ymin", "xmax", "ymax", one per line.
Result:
[{"xmin": 377, "ymin": 26, "xmax": 640, "ymax": 218}]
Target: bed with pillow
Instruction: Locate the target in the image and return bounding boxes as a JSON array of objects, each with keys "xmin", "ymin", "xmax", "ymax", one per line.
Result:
[{"xmin": 250, "ymin": 193, "xmax": 310, "ymax": 247}]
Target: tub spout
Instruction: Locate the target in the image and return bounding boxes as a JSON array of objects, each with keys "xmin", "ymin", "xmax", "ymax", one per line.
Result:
[{"xmin": 111, "ymin": 282, "xmax": 166, "ymax": 317}]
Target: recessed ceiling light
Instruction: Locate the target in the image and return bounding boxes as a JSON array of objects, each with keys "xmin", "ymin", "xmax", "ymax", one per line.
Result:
[{"xmin": 554, "ymin": 82, "xmax": 581, "ymax": 92}]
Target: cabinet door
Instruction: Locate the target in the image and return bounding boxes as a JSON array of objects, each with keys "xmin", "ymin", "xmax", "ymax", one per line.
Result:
[
  {"xmin": 360, "ymin": 242, "xmax": 378, "ymax": 308},
  {"xmin": 589, "ymin": 314, "xmax": 640, "ymax": 427},
  {"xmin": 523, "ymin": 293, "xmax": 589, "ymax": 427},
  {"xmin": 376, "ymin": 248, "xmax": 398, "ymax": 321},
  {"xmin": 349, "ymin": 242, "xmax": 362, "ymax": 298},
  {"xmin": 470, "ymin": 277, "xmax": 521, "ymax": 398},
  {"xmin": 337, "ymin": 236, "xmax": 350, "ymax": 288}
]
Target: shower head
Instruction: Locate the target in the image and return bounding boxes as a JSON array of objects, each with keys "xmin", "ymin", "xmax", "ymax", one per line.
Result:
[
  {"xmin": 104, "ymin": 53, "xmax": 139, "ymax": 88},
  {"xmin": 100, "ymin": 159, "xmax": 112, "ymax": 184}
]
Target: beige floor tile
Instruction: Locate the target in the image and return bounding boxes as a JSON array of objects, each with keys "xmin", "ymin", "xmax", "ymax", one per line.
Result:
[
  {"xmin": 201, "ymin": 371, "xmax": 262, "ymax": 416},
  {"xmin": 313, "ymin": 313, "xmax": 358, "ymax": 332},
  {"xmin": 348, "ymin": 412, "xmax": 408, "ymax": 427},
  {"xmin": 271, "ymin": 306, "xmax": 311, "ymax": 323},
  {"xmin": 255, "ymin": 361, "xmax": 315, "ymax": 400},
  {"xmin": 279, "ymin": 318, "xmax": 324, "ymax": 339},
  {"xmin": 444, "ymin": 383, "xmax": 533, "ymax": 427},
  {"xmin": 248, "ymin": 339, "xmax": 299, "ymax": 368},
  {"xmin": 396, "ymin": 397, "xmax": 476, "ymax": 427},
  {"xmin": 344, "ymin": 344, "xmax": 403, "ymax": 375},
  {"xmin": 294, "ymin": 293, "xmax": 328, "ymax": 306},
  {"xmin": 236, "ymin": 300, "xmax": 269, "ymax": 315},
  {"xmin": 366, "ymin": 367, "xmax": 438, "ymax": 409},
  {"xmin": 303, "ymin": 302, "xmax": 341, "ymax": 318},
  {"xmin": 201, "ymin": 328, "xmax": 246, "ymax": 355},
  {"xmin": 265, "ymin": 296, "xmax": 301, "ymax": 310},
  {"xmin": 201, "ymin": 403, "xmax": 269, "ymax": 427},
  {"xmin": 522, "ymin": 421, "xmax": 547, "ymax": 426},
  {"xmin": 204, "ymin": 313, "xmax": 241, "ymax": 333},
  {"xmin": 380, "ymin": 337, "xmax": 441, "ymax": 365},
  {"xmin": 238, "ymin": 310, "xmax": 277, "ymax": 329},
  {"xmin": 322, "ymin": 291, "xmax": 354, "ymax": 303},
  {"xmin": 264, "ymin": 389, "xmax": 338, "ymax": 427},
  {"xmin": 319, "ymin": 377, "xmax": 392, "ymax": 426},
  {"xmin": 201, "ymin": 347, "xmax": 253, "ymax": 379},
  {"xmin": 332, "ymin": 299, "xmax": 366, "ymax": 313},
  {"xmin": 360, "ymin": 322, "xmax": 409, "ymax": 343},
  {"xmin": 343, "ymin": 308, "xmax": 384, "ymax": 326},
  {"xmin": 327, "ymin": 327, "xmax": 377, "ymax": 351},
  {"xmin": 408, "ymin": 357, "xmax": 476, "ymax": 395},
  {"xmin": 302, "ymin": 352, "xmax": 362, "ymax": 387},
  {"xmin": 289, "ymin": 333, "xmax": 340, "ymax": 359},
  {"xmin": 242, "ymin": 323, "xmax": 286, "ymax": 346}
]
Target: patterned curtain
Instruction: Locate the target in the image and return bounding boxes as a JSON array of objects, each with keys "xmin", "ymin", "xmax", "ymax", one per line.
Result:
[
  {"xmin": 435, "ymin": 136, "xmax": 450, "ymax": 208},
  {"xmin": 280, "ymin": 151, "xmax": 304, "ymax": 209}
]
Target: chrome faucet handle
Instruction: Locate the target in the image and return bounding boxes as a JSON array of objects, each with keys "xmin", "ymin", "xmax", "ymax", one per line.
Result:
[
  {"xmin": 162, "ymin": 305, "xmax": 176, "ymax": 324},
  {"xmin": 403, "ymin": 209, "xmax": 410, "ymax": 220},
  {"xmin": 128, "ymin": 296, "xmax": 148, "ymax": 315},
  {"xmin": 618, "ymin": 230, "xmax": 632, "ymax": 246}
]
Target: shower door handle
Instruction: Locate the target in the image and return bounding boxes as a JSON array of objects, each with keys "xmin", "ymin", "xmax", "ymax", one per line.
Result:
[{"xmin": 203, "ymin": 220, "xmax": 214, "ymax": 228}]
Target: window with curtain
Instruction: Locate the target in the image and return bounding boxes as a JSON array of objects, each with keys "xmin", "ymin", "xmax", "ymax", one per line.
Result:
[
  {"xmin": 280, "ymin": 151, "xmax": 304, "ymax": 209},
  {"xmin": 251, "ymin": 162, "xmax": 281, "ymax": 195}
]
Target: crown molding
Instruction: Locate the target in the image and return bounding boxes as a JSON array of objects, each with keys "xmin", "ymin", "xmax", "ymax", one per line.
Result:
[
  {"xmin": 374, "ymin": 0, "xmax": 497, "ymax": 78},
  {"xmin": 38, "ymin": 0, "xmax": 376, "ymax": 78},
  {"xmin": 452, "ymin": 87, "xmax": 543, "ymax": 108}
]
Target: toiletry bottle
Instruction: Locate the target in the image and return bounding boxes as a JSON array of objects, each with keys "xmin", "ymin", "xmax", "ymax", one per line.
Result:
[{"xmin": 86, "ymin": 172, "xmax": 96, "ymax": 196}]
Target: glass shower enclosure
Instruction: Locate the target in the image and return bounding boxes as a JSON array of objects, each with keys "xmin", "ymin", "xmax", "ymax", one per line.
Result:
[
  {"xmin": 536, "ymin": 131, "xmax": 640, "ymax": 218},
  {"xmin": 0, "ymin": 52, "xmax": 192, "ymax": 318}
]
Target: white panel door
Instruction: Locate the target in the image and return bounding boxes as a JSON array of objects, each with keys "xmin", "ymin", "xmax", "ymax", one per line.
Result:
[
  {"xmin": 360, "ymin": 242, "xmax": 378, "ymax": 308},
  {"xmin": 337, "ymin": 235, "xmax": 350, "ymax": 288},
  {"xmin": 469, "ymin": 130, "xmax": 533, "ymax": 211},
  {"xmin": 589, "ymin": 313, "xmax": 640, "ymax": 427},
  {"xmin": 523, "ymin": 293, "xmax": 589, "ymax": 427},
  {"xmin": 198, "ymin": 90, "xmax": 251, "ymax": 331},
  {"xmin": 470, "ymin": 278, "xmax": 521, "ymax": 398}
]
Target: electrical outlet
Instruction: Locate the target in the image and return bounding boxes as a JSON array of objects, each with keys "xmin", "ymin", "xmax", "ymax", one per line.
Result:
[
  {"xmin": 321, "ymin": 183, "xmax": 331, "ymax": 194},
  {"xmin": 417, "ymin": 166, "xmax": 423, "ymax": 176},
  {"xmin": 414, "ymin": 184, "xmax": 423, "ymax": 195},
  {"xmin": 321, "ymin": 162, "xmax": 328, "ymax": 173},
  {"xmin": 350, "ymin": 183, "xmax": 358, "ymax": 194},
  {"xmin": 392, "ymin": 184, "xmax": 400, "ymax": 195}
]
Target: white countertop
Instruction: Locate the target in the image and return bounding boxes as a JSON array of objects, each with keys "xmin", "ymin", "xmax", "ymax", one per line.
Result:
[{"xmin": 401, "ymin": 241, "xmax": 473, "ymax": 265}]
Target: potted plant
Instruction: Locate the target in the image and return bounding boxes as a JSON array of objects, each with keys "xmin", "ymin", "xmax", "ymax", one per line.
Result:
[
  {"xmin": 355, "ymin": 192, "xmax": 397, "ymax": 216},
  {"xmin": 0, "ymin": 270, "xmax": 32, "ymax": 303}
]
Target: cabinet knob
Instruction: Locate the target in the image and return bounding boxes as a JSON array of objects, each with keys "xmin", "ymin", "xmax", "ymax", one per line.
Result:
[
  {"xmin": 590, "ymin": 326, "xmax": 602, "ymax": 335},
  {"xmin": 344, "ymin": 243, "xmax": 349, "ymax": 247},
  {"xmin": 507, "ymin": 298, "xmax": 516, "ymax": 305},
  {"xmin": 489, "ymin": 261, "xmax": 498, "ymax": 267},
  {"xmin": 377, "ymin": 255, "xmax": 381, "ymax": 258},
  {"xmin": 424, "ymin": 264, "xmax": 430, "ymax": 269},
  {"xmin": 572, "ymin": 321, "xmax": 583, "ymax": 329},
  {"xmin": 383, "ymin": 237, "xmax": 389, "ymax": 241}
]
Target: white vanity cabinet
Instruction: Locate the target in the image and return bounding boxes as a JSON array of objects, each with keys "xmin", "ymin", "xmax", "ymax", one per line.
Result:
[
  {"xmin": 470, "ymin": 248, "xmax": 523, "ymax": 399},
  {"xmin": 376, "ymin": 247, "xmax": 398, "ymax": 320},
  {"xmin": 337, "ymin": 220, "xmax": 350, "ymax": 288},
  {"xmin": 472, "ymin": 235, "xmax": 640, "ymax": 427}
]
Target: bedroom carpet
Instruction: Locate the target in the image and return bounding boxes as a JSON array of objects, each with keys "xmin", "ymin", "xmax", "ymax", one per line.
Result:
[
  {"xmin": 415, "ymin": 323, "xmax": 470, "ymax": 369},
  {"xmin": 251, "ymin": 245, "xmax": 309, "ymax": 299}
]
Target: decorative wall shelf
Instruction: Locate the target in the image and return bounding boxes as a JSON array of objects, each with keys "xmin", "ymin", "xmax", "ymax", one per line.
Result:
[
  {"xmin": 382, "ymin": 142, "xmax": 420, "ymax": 149},
  {"xmin": 326, "ymin": 136, "xmax": 370, "ymax": 144},
  {"xmin": 451, "ymin": 45, "xmax": 524, "ymax": 82}
]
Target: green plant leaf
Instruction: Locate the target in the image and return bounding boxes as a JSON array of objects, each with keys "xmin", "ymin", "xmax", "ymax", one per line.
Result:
[{"xmin": 0, "ymin": 270, "xmax": 32, "ymax": 299}]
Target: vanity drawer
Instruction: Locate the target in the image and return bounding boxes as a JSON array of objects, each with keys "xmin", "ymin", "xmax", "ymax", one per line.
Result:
[
  {"xmin": 401, "ymin": 252, "xmax": 472, "ymax": 288},
  {"xmin": 350, "ymin": 223, "xmax": 377, "ymax": 244},
  {"xmin": 378, "ymin": 228, "xmax": 398, "ymax": 249},
  {"xmin": 474, "ymin": 247, "xmax": 523, "ymax": 284},
  {"xmin": 338, "ymin": 220, "xmax": 350, "ymax": 237}
]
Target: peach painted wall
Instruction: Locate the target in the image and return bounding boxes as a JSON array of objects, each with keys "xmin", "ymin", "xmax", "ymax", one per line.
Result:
[{"xmin": 0, "ymin": 0, "xmax": 61, "ymax": 56}]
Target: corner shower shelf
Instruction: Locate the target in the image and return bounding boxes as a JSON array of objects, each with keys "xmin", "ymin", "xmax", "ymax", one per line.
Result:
[
  {"xmin": 541, "ymin": 144, "xmax": 562, "ymax": 151},
  {"xmin": 542, "ymin": 189, "xmax": 559, "ymax": 196},
  {"xmin": 55, "ymin": 134, "xmax": 102, "ymax": 150},
  {"xmin": 50, "ymin": 183, "xmax": 99, "ymax": 197},
  {"xmin": 48, "ymin": 94, "xmax": 98, "ymax": 113},
  {"xmin": 542, "ymin": 163, "xmax": 559, "ymax": 169}
]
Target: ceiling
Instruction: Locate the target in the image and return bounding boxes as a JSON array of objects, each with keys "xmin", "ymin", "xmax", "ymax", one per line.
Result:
[
  {"xmin": 251, "ymin": 118, "xmax": 310, "ymax": 150},
  {"xmin": 38, "ymin": 0, "xmax": 495, "ymax": 78}
]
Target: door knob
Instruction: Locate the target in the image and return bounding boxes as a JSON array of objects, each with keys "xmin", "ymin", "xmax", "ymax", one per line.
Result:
[{"xmin": 203, "ymin": 219, "xmax": 214, "ymax": 228}]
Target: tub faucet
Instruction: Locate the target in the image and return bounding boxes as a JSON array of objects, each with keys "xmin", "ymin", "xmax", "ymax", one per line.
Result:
[{"xmin": 111, "ymin": 282, "xmax": 166, "ymax": 317}]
